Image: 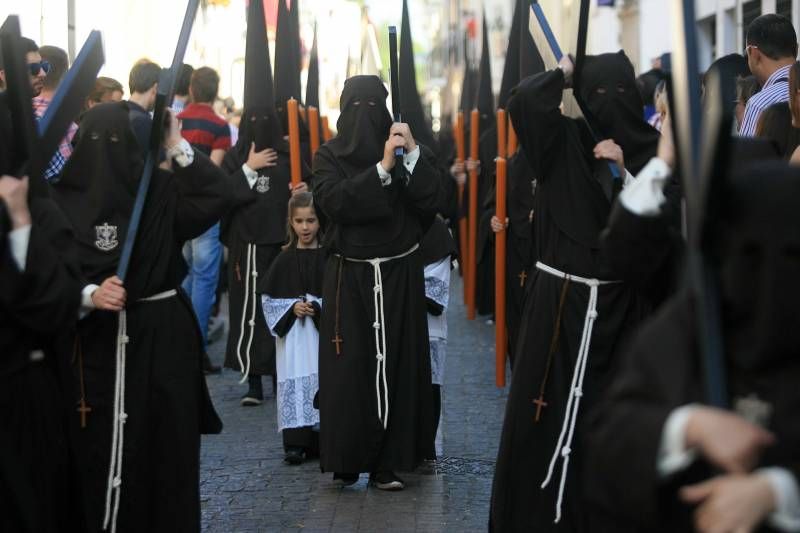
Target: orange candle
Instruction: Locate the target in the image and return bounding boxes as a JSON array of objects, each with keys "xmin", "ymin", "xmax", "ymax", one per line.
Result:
[
  {"xmin": 495, "ymin": 155, "xmax": 507, "ymax": 387},
  {"xmin": 287, "ymin": 98, "xmax": 302, "ymax": 187},
  {"xmin": 467, "ymin": 108, "xmax": 480, "ymax": 320},
  {"xmin": 455, "ymin": 112, "xmax": 468, "ymax": 302},
  {"xmin": 507, "ymin": 117, "xmax": 517, "ymax": 155},
  {"xmin": 321, "ymin": 116, "xmax": 332, "ymax": 142},
  {"xmin": 308, "ymin": 106, "xmax": 321, "ymax": 157},
  {"xmin": 497, "ymin": 109, "xmax": 507, "ymax": 159}
]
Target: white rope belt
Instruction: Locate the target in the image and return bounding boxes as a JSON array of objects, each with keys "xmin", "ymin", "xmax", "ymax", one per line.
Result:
[
  {"xmin": 535, "ymin": 262, "xmax": 620, "ymax": 524},
  {"xmin": 235, "ymin": 243, "xmax": 258, "ymax": 384},
  {"xmin": 343, "ymin": 244, "xmax": 419, "ymax": 429},
  {"xmin": 104, "ymin": 288, "xmax": 177, "ymax": 533}
]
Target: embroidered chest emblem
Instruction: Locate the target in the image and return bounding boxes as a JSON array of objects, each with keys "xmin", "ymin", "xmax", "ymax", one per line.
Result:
[
  {"xmin": 95, "ymin": 223, "xmax": 119, "ymax": 251},
  {"xmin": 256, "ymin": 175, "xmax": 271, "ymax": 193}
]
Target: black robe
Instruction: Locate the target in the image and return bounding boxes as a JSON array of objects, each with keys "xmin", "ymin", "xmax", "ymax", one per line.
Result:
[
  {"xmin": 504, "ymin": 149, "xmax": 537, "ymax": 368},
  {"xmin": 586, "ymin": 291, "xmax": 800, "ymax": 532},
  {"xmin": 312, "ymin": 143, "xmax": 441, "ymax": 473},
  {"xmin": 220, "ymin": 148, "xmax": 311, "ymax": 376},
  {"xmin": 0, "ymin": 198, "xmax": 83, "ymax": 533},
  {"xmin": 53, "ymin": 153, "xmax": 227, "ymax": 533},
  {"xmin": 262, "ymin": 245, "xmax": 327, "ymax": 453},
  {"xmin": 489, "ymin": 69, "xmax": 651, "ymax": 532},
  {"xmin": 474, "ymin": 126, "xmax": 498, "ymax": 316}
]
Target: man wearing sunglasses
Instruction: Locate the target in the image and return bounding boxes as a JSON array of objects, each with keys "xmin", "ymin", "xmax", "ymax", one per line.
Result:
[{"xmin": 0, "ymin": 36, "xmax": 66, "ymax": 180}]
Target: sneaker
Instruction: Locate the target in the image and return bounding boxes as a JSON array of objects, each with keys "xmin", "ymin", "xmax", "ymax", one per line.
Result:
[
  {"xmin": 369, "ymin": 471, "xmax": 405, "ymax": 491},
  {"xmin": 284, "ymin": 448, "xmax": 304, "ymax": 465},
  {"xmin": 240, "ymin": 393, "xmax": 262, "ymax": 406},
  {"xmin": 333, "ymin": 472, "xmax": 359, "ymax": 486},
  {"xmin": 203, "ymin": 353, "xmax": 222, "ymax": 375}
]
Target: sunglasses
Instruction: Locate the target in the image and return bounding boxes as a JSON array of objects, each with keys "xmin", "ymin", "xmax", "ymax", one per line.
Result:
[{"xmin": 28, "ymin": 60, "xmax": 51, "ymax": 76}]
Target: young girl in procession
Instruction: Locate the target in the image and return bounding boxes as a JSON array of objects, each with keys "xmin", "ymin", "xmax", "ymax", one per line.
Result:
[{"xmin": 261, "ymin": 192, "xmax": 326, "ymax": 464}]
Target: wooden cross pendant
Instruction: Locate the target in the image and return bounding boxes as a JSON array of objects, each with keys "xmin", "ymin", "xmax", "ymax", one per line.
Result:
[
  {"xmin": 533, "ymin": 394, "xmax": 548, "ymax": 423},
  {"xmin": 234, "ymin": 261, "xmax": 242, "ymax": 282},
  {"xmin": 332, "ymin": 334, "xmax": 343, "ymax": 355},
  {"xmin": 77, "ymin": 398, "xmax": 92, "ymax": 429},
  {"xmin": 518, "ymin": 270, "xmax": 528, "ymax": 288}
]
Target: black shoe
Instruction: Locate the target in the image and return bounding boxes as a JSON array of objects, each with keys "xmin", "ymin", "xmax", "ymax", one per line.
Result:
[
  {"xmin": 240, "ymin": 376, "xmax": 263, "ymax": 406},
  {"xmin": 369, "ymin": 470, "xmax": 405, "ymax": 491},
  {"xmin": 284, "ymin": 448, "xmax": 304, "ymax": 465},
  {"xmin": 203, "ymin": 353, "xmax": 222, "ymax": 375},
  {"xmin": 333, "ymin": 472, "xmax": 359, "ymax": 486}
]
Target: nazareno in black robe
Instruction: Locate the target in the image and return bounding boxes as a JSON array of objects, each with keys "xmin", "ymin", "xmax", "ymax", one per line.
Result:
[
  {"xmin": 0, "ymin": 199, "xmax": 84, "ymax": 533},
  {"xmin": 588, "ymin": 161, "xmax": 800, "ymax": 533},
  {"xmin": 262, "ymin": 245, "xmax": 327, "ymax": 454},
  {"xmin": 585, "ymin": 291, "xmax": 800, "ymax": 532},
  {"xmin": 220, "ymin": 106, "xmax": 311, "ymax": 378},
  {"xmin": 312, "ymin": 75, "xmax": 440, "ymax": 474},
  {"xmin": 50, "ymin": 102, "xmax": 227, "ymax": 533},
  {"xmin": 489, "ymin": 55, "xmax": 658, "ymax": 532}
]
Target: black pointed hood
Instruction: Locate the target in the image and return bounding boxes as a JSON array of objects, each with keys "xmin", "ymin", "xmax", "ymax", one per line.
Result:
[
  {"xmin": 399, "ymin": 0, "xmax": 438, "ymax": 153},
  {"xmin": 459, "ymin": 65, "xmax": 477, "ymax": 113},
  {"xmin": 275, "ymin": 0, "xmax": 302, "ymax": 107},
  {"xmin": 244, "ymin": 0, "xmax": 274, "ymax": 110},
  {"xmin": 476, "ymin": 13, "xmax": 495, "ymax": 132},
  {"xmin": 498, "ymin": 0, "xmax": 522, "ymax": 108},
  {"xmin": 519, "ymin": 0, "xmax": 545, "ymax": 79},
  {"xmin": 239, "ymin": 0, "xmax": 285, "ymax": 155},
  {"xmin": 306, "ymin": 23, "xmax": 319, "ymax": 108}
]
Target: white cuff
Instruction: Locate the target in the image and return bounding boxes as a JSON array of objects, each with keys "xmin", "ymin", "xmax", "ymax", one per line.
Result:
[
  {"xmin": 657, "ymin": 404, "xmax": 699, "ymax": 477},
  {"xmin": 761, "ymin": 468, "xmax": 800, "ymax": 531},
  {"xmin": 403, "ymin": 146, "xmax": 421, "ymax": 175},
  {"xmin": 242, "ymin": 163, "xmax": 259, "ymax": 189},
  {"xmin": 8, "ymin": 224, "xmax": 31, "ymax": 271},
  {"xmin": 376, "ymin": 162, "xmax": 392, "ymax": 186},
  {"xmin": 167, "ymin": 138, "xmax": 195, "ymax": 167},
  {"xmin": 81, "ymin": 284, "xmax": 99, "ymax": 310},
  {"xmin": 620, "ymin": 157, "xmax": 670, "ymax": 216}
]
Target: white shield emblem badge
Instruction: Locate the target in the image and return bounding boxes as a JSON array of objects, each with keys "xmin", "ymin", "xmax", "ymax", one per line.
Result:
[
  {"xmin": 256, "ymin": 175, "xmax": 270, "ymax": 193},
  {"xmin": 95, "ymin": 223, "xmax": 119, "ymax": 251}
]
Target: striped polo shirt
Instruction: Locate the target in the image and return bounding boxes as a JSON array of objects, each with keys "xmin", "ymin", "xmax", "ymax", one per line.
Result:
[
  {"xmin": 177, "ymin": 103, "xmax": 231, "ymax": 156},
  {"xmin": 738, "ymin": 65, "xmax": 791, "ymax": 137}
]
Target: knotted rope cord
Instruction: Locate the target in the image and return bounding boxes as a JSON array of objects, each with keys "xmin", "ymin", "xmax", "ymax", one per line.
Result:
[
  {"xmin": 534, "ymin": 262, "xmax": 619, "ymax": 524},
  {"xmin": 343, "ymin": 244, "xmax": 419, "ymax": 429}
]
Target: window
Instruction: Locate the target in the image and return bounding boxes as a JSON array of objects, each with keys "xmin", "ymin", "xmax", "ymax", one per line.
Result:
[
  {"xmin": 776, "ymin": 0, "xmax": 792, "ymax": 19},
  {"xmin": 742, "ymin": 0, "xmax": 762, "ymax": 44}
]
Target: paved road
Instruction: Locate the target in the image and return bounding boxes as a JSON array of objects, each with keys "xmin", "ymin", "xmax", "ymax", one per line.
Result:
[{"xmin": 201, "ymin": 276, "xmax": 508, "ymax": 532}]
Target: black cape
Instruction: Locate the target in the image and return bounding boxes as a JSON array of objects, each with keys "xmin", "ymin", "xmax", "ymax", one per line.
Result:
[{"xmin": 489, "ymin": 68, "xmax": 652, "ymax": 532}]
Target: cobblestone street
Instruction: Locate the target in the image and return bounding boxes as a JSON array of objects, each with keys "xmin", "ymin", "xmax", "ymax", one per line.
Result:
[{"xmin": 200, "ymin": 276, "xmax": 508, "ymax": 532}]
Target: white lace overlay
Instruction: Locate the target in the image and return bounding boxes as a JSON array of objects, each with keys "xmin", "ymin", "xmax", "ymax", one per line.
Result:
[
  {"xmin": 430, "ymin": 339, "xmax": 447, "ymax": 385},
  {"xmin": 262, "ymin": 294, "xmax": 322, "ymax": 431}
]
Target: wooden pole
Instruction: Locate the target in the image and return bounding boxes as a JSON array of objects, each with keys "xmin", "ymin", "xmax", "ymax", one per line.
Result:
[
  {"xmin": 495, "ymin": 109, "xmax": 508, "ymax": 387},
  {"xmin": 287, "ymin": 98, "xmax": 302, "ymax": 186},
  {"xmin": 321, "ymin": 116, "xmax": 332, "ymax": 141},
  {"xmin": 467, "ymin": 108, "xmax": 480, "ymax": 320},
  {"xmin": 507, "ymin": 117, "xmax": 517, "ymax": 155},
  {"xmin": 308, "ymin": 106, "xmax": 321, "ymax": 157},
  {"xmin": 455, "ymin": 111, "xmax": 468, "ymax": 302}
]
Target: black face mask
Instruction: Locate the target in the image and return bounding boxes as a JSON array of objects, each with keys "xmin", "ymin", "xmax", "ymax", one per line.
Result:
[
  {"xmin": 239, "ymin": 106, "xmax": 287, "ymax": 153},
  {"xmin": 580, "ymin": 51, "xmax": 660, "ymax": 174},
  {"xmin": 713, "ymin": 163, "xmax": 800, "ymax": 371},
  {"xmin": 328, "ymin": 75, "xmax": 393, "ymax": 168}
]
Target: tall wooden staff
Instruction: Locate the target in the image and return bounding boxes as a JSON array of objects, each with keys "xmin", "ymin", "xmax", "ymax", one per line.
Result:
[
  {"xmin": 455, "ymin": 111, "xmax": 468, "ymax": 301},
  {"xmin": 467, "ymin": 108, "xmax": 479, "ymax": 320},
  {"xmin": 308, "ymin": 106, "xmax": 321, "ymax": 157},
  {"xmin": 287, "ymin": 97, "xmax": 302, "ymax": 186},
  {"xmin": 495, "ymin": 109, "xmax": 508, "ymax": 387}
]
